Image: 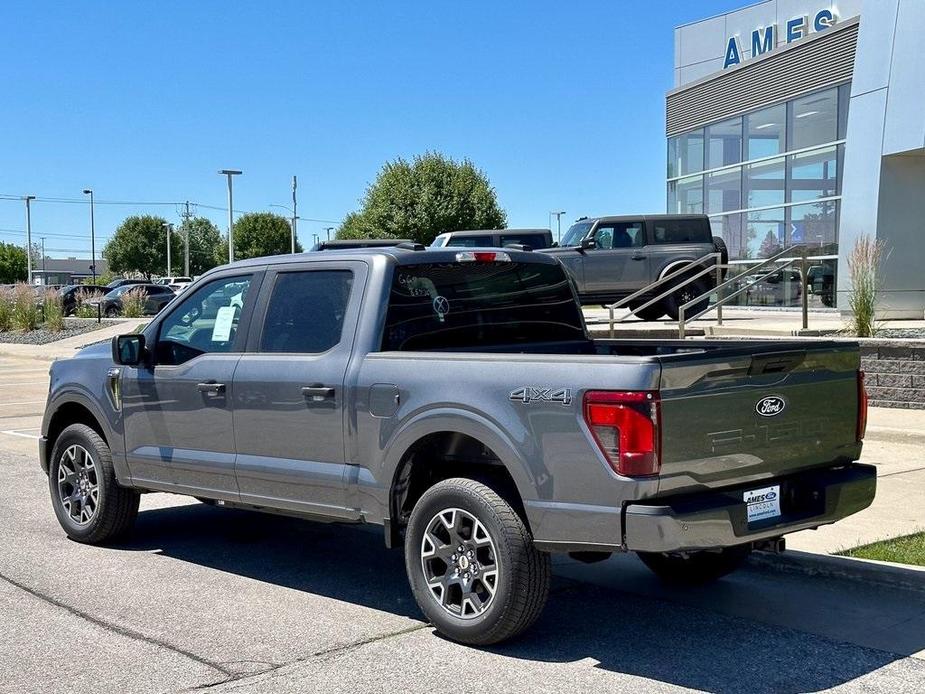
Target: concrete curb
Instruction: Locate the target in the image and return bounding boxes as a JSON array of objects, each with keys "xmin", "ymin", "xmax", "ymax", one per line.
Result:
[{"xmin": 749, "ymin": 549, "xmax": 925, "ymax": 593}]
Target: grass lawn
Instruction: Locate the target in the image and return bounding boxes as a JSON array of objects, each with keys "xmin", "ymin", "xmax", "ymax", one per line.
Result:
[{"xmin": 839, "ymin": 532, "xmax": 925, "ymax": 567}]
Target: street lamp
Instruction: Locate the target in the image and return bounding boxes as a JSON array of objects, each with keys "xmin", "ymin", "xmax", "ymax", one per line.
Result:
[
  {"xmin": 23, "ymin": 195, "xmax": 35, "ymax": 284},
  {"xmin": 218, "ymin": 170, "xmax": 242, "ymax": 263},
  {"xmin": 324, "ymin": 226, "xmax": 334, "ymax": 241},
  {"xmin": 162, "ymin": 223, "xmax": 173, "ymax": 277},
  {"xmin": 269, "ymin": 204, "xmax": 299, "ymax": 253},
  {"xmin": 82, "ymin": 189, "xmax": 96, "ymax": 282},
  {"xmin": 550, "ymin": 210, "xmax": 566, "ymax": 244}
]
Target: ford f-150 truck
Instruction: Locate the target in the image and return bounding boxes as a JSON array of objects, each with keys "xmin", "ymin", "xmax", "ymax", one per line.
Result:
[{"xmin": 40, "ymin": 246, "xmax": 874, "ymax": 645}]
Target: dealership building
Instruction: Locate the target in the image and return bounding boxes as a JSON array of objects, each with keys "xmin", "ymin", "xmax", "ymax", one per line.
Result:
[{"xmin": 667, "ymin": 0, "xmax": 925, "ymax": 316}]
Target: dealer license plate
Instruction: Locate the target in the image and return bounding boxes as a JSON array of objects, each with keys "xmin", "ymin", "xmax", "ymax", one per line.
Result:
[{"xmin": 744, "ymin": 485, "xmax": 781, "ymax": 524}]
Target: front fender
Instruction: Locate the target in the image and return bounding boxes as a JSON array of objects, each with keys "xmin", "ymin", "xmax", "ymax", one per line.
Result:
[{"xmin": 41, "ymin": 388, "xmax": 128, "ymax": 483}]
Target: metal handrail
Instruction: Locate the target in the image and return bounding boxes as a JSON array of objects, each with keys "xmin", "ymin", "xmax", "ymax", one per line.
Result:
[
  {"xmin": 607, "ymin": 252, "xmax": 721, "ymax": 337},
  {"xmin": 677, "ymin": 245, "xmax": 808, "ymax": 338}
]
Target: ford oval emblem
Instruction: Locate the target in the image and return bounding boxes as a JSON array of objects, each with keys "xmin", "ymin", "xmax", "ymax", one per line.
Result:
[{"xmin": 756, "ymin": 396, "xmax": 786, "ymax": 417}]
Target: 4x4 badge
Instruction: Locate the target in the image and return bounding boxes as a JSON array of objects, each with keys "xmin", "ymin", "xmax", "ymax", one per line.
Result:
[{"xmin": 510, "ymin": 387, "xmax": 572, "ymax": 406}]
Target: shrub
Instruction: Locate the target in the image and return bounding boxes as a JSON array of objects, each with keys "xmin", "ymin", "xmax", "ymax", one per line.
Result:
[
  {"xmin": 0, "ymin": 286, "xmax": 12, "ymax": 331},
  {"xmin": 43, "ymin": 289, "xmax": 65, "ymax": 332},
  {"xmin": 846, "ymin": 235, "xmax": 887, "ymax": 338},
  {"xmin": 11, "ymin": 283, "xmax": 40, "ymax": 331},
  {"xmin": 74, "ymin": 288, "xmax": 100, "ymax": 318},
  {"xmin": 120, "ymin": 286, "xmax": 148, "ymax": 318}
]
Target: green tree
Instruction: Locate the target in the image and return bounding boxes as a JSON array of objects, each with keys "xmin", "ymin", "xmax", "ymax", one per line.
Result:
[
  {"xmin": 178, "ymin": 217, "xmax": 223, "ymax": 276},
  {"xmin": 103, "ymin": 215, "xmax": 181, "ymax": 279},
  {"xmin": 215, "ymin": 212, "xmax": 302, "ymax": 263},
  {"xmin": 337, "ymin": 151, "xmax": 507, "ymax": 245},
  {"xmin": 0, "ymin": 242, "xmax": 28, "ymax": 283}
]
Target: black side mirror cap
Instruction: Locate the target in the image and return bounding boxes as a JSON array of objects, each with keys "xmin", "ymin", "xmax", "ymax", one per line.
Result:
[
  {"xmin": 112, "ymin": 334, "xmax": 146, "ymax": 366},
  {"xmin": 580, "ymin": 237, "xmax": 596, "ymax": 251}
]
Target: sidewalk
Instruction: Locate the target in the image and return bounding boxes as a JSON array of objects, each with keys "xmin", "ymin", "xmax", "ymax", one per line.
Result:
[
  {"xmin": 788, "ymin": 407, "xmax": 925, "ymax": 553},
  {"xmin": 0, "ymin": 319, "xmax": 149, "ymax": 362},
  {"xmin": 585, "ymin": 306, "xmax": 925, "ymax": 337}
]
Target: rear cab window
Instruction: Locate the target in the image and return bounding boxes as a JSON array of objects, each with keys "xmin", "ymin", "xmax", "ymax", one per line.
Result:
[
  {"xmin": 259, "ymin": 270, "xmax": 354, "ymax": 353},
  {"xmin": 382, "ymin": 259, "xmax": 587, "ymax": 351},
  {"xmin": 445, "ymin": 235, "xmax": 494, "ymax": 248},
  {"xmin": 500, "ymin": 233, "xmax": 551, "ymax": 250},
  {"xmin": 651, "ymin": 218, "xmax": 711, "ymax": 244}
]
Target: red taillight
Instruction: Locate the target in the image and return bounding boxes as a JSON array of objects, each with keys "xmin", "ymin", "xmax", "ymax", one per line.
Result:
[
  {"xmin": 583, "ymin": 390, "xmax": 661, "ymax": 477},
  {"xmin": 857, "ymin": 370, "xmax": 868, "ymax": 442},
  {"xmin": 455, "ymin": 251, "xmax": 512, "ymax": 263}
]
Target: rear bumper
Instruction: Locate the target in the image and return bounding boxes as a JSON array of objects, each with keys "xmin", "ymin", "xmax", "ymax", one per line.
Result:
[{"xmin": 624, "ymin": 463, "xmax": 876, "ymax": 553}]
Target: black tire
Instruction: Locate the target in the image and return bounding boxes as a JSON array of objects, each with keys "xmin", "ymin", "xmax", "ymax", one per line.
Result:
[
  {"xmin": 405, "ymin": 478, "xmax": 551, "ymax": 645},
  {"xmin": 48, "ymin": 424, "xmax": 139, "ymax": 544},
  {"xmin": 712, "ymin": 236, "xmax": 729, "ymax": 280},
  {"xmin": 629, "ymin": 301, "xmax": 666, "ymax": 321},
  {"xmin": 664, "ymin": 278, "xmax": 710, "ymax": 320},
  {"xmin": 105, "ymin": 306, "xmax": 119, "ymax": 318},
  {"xmin": 637, "ymin": 545, "xmax": 751, "ymax": 585}
]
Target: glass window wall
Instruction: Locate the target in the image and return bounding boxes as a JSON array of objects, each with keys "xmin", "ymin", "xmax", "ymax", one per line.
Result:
[
  {"xmin": 789, "ymin": 146, "xmax": 837, "ymax": 202},
  {"xmin": 791, "ymin": 88, "xmax": 838, "ymax": 150},
  {"xmin": 706, "ymin": 167, "xmax": 741, "ymax": 214},
  {"xmin": 745, "ymin": 157, "xmax": 785, "ymax": 208},
  {"xmin": 668, "ymin": 130, "xmax": 704, "ymax": 177},
  {"xmin": 746, "ymin": 104, "xmax": 786, "ymax": 159},
  {"xmin": 706, "ymin": 117, "xmax": 742, "ymax": 169},
  {"xmin": 669, "ymin": 175, "xmax": 703, "ymax": 214}
]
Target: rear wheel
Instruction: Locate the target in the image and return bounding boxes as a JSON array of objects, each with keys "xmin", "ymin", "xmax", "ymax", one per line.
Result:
[
  {"xmin": 629, "ymin": 301, "xmax": 666, "ymax": 321},
  {"xmin": 405, "ymin": 478, "xmax": 551, "ymax": 645},
  {"xmin": 48, "ymin": 424, "xmax": 139, "ymax": 544},
  {"xmin": 637, "ymin": 545, "xmax": 751, "ymax": 585},
  {"xmin": 664, "ymin": 279, "xmax": 710, "ymax": 320},
  {"xmin": 104, "ymin": 306, "xmax": 119, "ymax": 318}
]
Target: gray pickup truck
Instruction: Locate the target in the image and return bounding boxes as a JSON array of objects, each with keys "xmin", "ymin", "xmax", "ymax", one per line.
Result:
[
  {"xmin": 542, "ymin": 214, "xmax": 727, "ymax": 319},
  {"xmin": 40, "ymin": 246, "xmax": 874, "ymax": 645}
]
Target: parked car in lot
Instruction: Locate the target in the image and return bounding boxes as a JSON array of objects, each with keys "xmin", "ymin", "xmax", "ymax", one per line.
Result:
[
  {"xmin": 733, "ymin": 269, "xmax": 803, "ymax": 307},
  {"xmin": 57, "ymin": 284, "xmax": 109, "ymax": 315},
  {"xmin": 807, "ymin": 264, "xmax": 835, "ymax": 307},
  {"xmin": 430, "ymin": 228, "xmax": 554, "ymax": 250},
  {"xmin": 90, "ymin": 283, "xmax": 175, "ymax": 317},
  {"xmin": 106, "ymin": 278, "xmax": 146, "ymax": 290},
  {"xmin": 154, "ymin": 276, "xmax": 193, "ymax": 292},
  {"xmin": 540, "ymin": 214, "xmax": 727, "ymax": 319},
  {"xmin": 40, "ymin": 246, "xmax": 874, "ymax": 645}
]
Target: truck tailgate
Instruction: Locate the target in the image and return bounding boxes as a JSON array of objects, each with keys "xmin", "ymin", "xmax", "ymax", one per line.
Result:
[{"xmin": 656, "ymin": 343, "xmax": 863, "ymax": 495}]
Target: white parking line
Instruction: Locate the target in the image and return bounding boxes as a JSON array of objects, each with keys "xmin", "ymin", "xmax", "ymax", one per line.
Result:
[{"xmin": 0, "ymin": 429, "xmax": 41, "ymax": 440}]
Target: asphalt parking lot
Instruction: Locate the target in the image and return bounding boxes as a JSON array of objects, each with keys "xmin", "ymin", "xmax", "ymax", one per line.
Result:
[{"xmin": 1, "ymin": 357, "xmax": 924, "ymax": 693}]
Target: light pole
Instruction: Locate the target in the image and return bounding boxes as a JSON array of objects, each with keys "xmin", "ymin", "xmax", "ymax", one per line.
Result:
[
  {"xmin": 82, "ymin": 189, "xmax": 96, "ymax": 282},
  {"xmin": 291, "ymin": 175, "xmax": 298, "ymax": 254},
  {"xmin": 162, "ymin": 223, "xmax": 173, "ymax": 277},
  {"xmin": 40, "ymin": 237, "xmax": 46, "ymax": 279},
  {"xmin": 312, "ymin": 233, "xmax": 319, "ymax": 246},
  {"xmin": 24, "ymin": 195, "xmax": 35, "ymax": 284},
  {"xmin": 550, "ymin": 210, "xmax": 566, "ymax": 244},
  {"xmin": 269, "ymin": 204, "xmax": 299, "ymax": 253},
  {"xmin": 324, "ymin": 226, "xmax": 334, "ymax": 241},
  {"xmin": 219, "ymin": 170, "xmax": 242, "ymax": 263}
]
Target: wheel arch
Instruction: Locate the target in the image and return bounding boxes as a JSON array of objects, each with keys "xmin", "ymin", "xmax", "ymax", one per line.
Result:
[
  {"xmin": 380, "ymin": 410, "xmax": 539, "ymax": 547},
  {"xmin": 43, "ymin": 395, "xmax": 121, "ymax": 479}
]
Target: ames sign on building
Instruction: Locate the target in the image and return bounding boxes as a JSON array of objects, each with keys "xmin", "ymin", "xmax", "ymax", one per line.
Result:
[{"xmin": 668, "ymin": 0, "xmax": 925, "ymax": 317}]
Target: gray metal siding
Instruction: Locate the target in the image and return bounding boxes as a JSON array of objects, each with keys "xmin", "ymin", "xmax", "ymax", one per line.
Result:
[{"xmin": 667, "ymin": 19, "xmax": 858, "ymax": 136}]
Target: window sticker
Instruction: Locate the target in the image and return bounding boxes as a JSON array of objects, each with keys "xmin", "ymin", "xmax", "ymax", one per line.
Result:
[{"xmin": 211, "ymin": 305, "xmax": 237, "ymax": 342}]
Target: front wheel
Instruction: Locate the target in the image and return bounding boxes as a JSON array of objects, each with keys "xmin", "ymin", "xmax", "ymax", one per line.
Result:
[
  {"xmin": 637, "ymin": 545, "xmax": 751, "ymax": 585},
  {"xmin": 630, "ymin": 301, "xmax": 666, "ymax": 322},
  {"xmin": 48, "ymin": 424, "xmax": 140, "ymax": 544},
  {"xmin": 405, "ymin": 478, "xmax": 551, "ymax": 645}
]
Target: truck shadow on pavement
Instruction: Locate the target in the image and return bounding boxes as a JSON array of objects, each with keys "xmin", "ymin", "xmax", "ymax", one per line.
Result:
[{"xmin": 119, "ymin": 502, "xmax": 922, "ymax": 694}]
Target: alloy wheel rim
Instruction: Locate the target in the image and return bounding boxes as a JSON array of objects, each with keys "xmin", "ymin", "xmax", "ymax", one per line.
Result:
[
  {"xmin": 420, "ymin": 508, "xmax": 499, "ymax": 619},
  {"xmin": 57, "ymin": 444, "xmax": 99, "ymax": 525}
]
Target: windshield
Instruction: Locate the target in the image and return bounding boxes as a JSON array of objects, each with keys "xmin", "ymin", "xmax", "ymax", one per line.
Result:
[{"xmin": 560, "ymin": 222, "xmax": 593, "ymax": 247}]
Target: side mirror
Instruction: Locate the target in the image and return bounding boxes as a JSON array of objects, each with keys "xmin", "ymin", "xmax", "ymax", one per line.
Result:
[
  {"xmin": 111, "ymin": 334, "xmax": 146, "ymax": 366},
  {"xmin": 580, "ymin": 237, "xmax": 597, "ymax": 251}
]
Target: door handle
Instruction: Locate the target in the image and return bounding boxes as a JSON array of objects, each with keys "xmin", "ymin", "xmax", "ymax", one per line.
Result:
[
  {"xmin": 631, "ymin": 254, "xmax": 646, "ymax": 260},
  {"xmin": 197, "ymin": 382, "xmax": 226, "ymax": 395},
  {"xmin": 302, "ymin": 386, "xmax": 335, "ymax": 400}
]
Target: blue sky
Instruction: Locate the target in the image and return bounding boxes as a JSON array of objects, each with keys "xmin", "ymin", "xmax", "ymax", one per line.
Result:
[{"xmin": 0, "ymin": 1, "xmax": 745, "ymax": 259}]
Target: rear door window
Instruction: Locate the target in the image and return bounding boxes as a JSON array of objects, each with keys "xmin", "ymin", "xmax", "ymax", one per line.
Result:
[
  {"xmin": 382, "ymin": 261, "xmax": 585, "ymax": 351},
  {"xmin": 651, "ymin": 219, "xmax": 711, "ymax": 244},
  {"xmin": 259, "ymin": 271, "xmax": 354, "ymax": 353}
]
